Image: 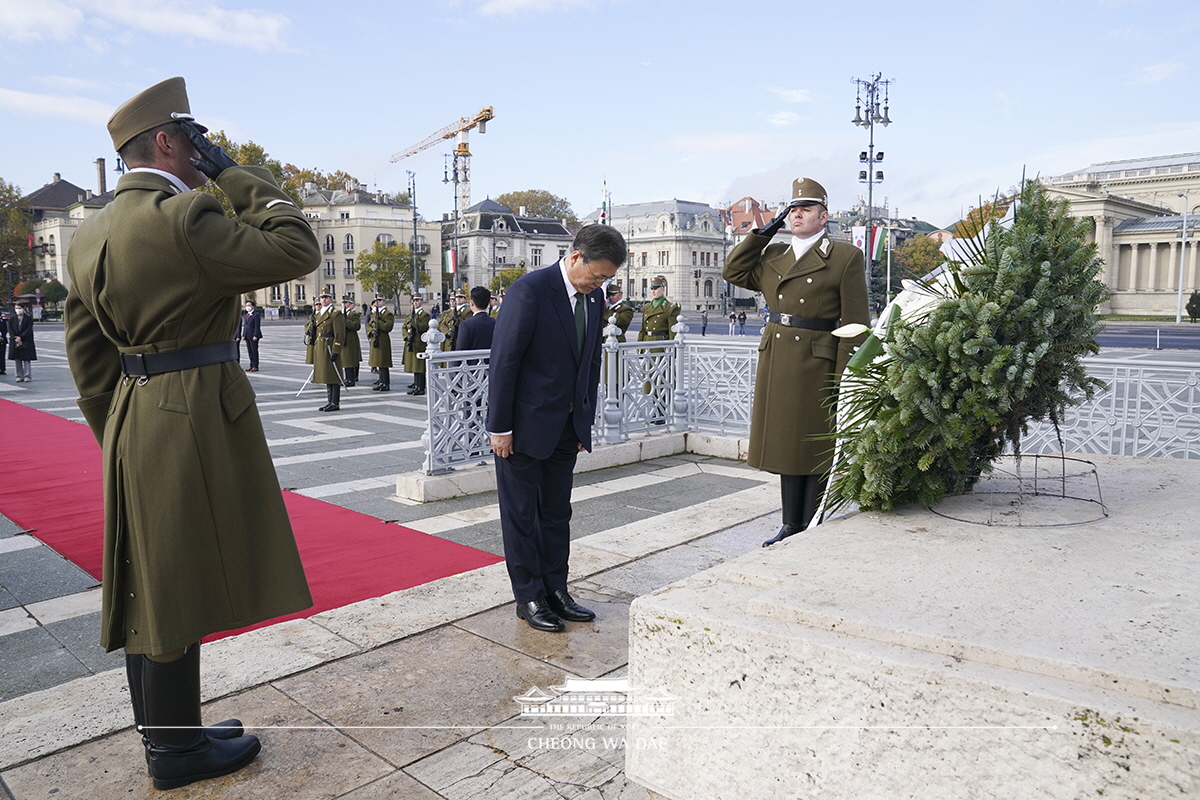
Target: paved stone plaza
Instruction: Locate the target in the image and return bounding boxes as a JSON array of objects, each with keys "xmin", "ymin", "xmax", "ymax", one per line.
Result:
[{"xmin": 0, "ymin": 320, "xmax": 782, "ymax": 799}]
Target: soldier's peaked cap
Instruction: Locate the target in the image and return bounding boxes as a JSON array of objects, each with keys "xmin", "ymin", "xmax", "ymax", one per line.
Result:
[
  {"xmin": 606, "ymin": 283, "xmax": 622, "ymax": 295},
  {"xmin": 107, "ymin": 77, "xmax": 207, "ymax": 152},
  {"xmin": 789, "ymin": 177, "xmax": 828, "ymax": 208}
]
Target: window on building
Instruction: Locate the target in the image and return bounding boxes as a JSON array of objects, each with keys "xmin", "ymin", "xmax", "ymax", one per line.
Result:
[
  {"xmin": 270, "ymin": 285, "xmax": 282, "ymax": 302},
  {"xmin": 692, "ymin": 251, "xmax": 697, "ymax": 266},
  {"xmin": 531, "ymin": 247, "xmax": 543, "ymax": 267},
  {"xmin": 344, "ymin": 234, "xmax": 354, "ymax": 252},
  {"xmin": 658, "ymin": 250, "xmax": 669, "ymax": 266},
  {"xmin": 325, "ymin": 284, "xmax": 336, "ymax": 297},
  {"xmin": 377, "ymin": 233, "xmax": 394, "ymax": 246},
  {"xmin": 339, "ymin": 211, "xmax": 350, "ymax": 220},
  {"xmin": 345, "ymin": 259, "xmax": 355, "ymax": 276},
  {"xmin": 325, "ymin": 260, "xmax": 336, "ymax": 277},
  {"xmin": 324, "ymin": 235, "xmax": 335, "ymax": 253},
  {"xmin": 558, "ymin": 247, "xmax": 568, "ymax": 259},
  {"xmin": 641, "ymin": 278, "xmax": 648, "ymax": 296},
  {"xmin": 704, "ymin": 279, "xmax": 714, "ymax": 298},
  {"xmin": 295, "ymin": 284, "xmax": 306, "ymax": 302},
  {"xmin": 345, "ymin": 286, "xmax": 355, "ymax": 301},
  {"xmin": 640, "ymin": 252, "xmax": 648, "ymax": 267}
]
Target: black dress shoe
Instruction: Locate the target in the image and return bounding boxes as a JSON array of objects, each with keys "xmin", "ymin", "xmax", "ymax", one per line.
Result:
[
  {"xmin": 546, "ymin": 589, "xmax": 595, "ymax": 622},
  {"xmin": 515, "ymin": 599, "xmax": 565, "ymax": 632},
  {"xmin": 146, "ymin": 732, "xmax": 261, "ymax": 791},
  {"xmin": 762, "ymin": 524, "xmax": 802, "ymax": 547},
  {"xmin": 318, "ymin": 403, "xmax": 332, "ymax": 412}
]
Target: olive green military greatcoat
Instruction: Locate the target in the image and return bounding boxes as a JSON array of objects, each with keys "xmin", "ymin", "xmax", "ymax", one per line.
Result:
[
  {"xmin": 342, "ymin": 309, "xmax": 362, "ymax": 369},
  {"xmin": 723, "ymin": 231, "xmax": 869, "ymax": 476},
  {"xmin": 438, "ymin": 305, "xmax": 472, "ymax": 351},
  {"xmin": 399, "ymin": 308, "xmax": 427, "ymax": 372},
  {"xmin": 64, "ymin": 167, "xmax": 319, "ymax": 654},
  {"xmin": 368, "ymin": 307, "xmax": 396, "ymax": 368},
  {"xmin": 312, "ymin": 307, "xmax": 345, "ymax": 385},
  {"xmin": 605, "ymin": 300, "xmax": 635, "ymax": 342},
  {"xmin": 638, "ymin": 298, "xmax": 680, "ymax": 342}
]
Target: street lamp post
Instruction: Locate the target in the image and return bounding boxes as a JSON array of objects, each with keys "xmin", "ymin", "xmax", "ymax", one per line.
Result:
[
  {"xmin": 1177, "ymin": 191, "xmax": 1190, "ymax": 324},
  {"xmin": 408, "ymin": 171, "xmax": 419, "ymax": 307},
  {"xmin": 851, "ymin": 72, "xmax": 893, "ymax": 314}
]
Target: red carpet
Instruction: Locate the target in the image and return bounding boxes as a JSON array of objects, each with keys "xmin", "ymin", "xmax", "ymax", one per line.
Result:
[{"xmin": 0, "ymin": 398, "xmax": 503, "ymax": 640}]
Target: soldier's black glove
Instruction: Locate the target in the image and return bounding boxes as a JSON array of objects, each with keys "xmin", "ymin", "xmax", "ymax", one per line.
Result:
[
  {"xmin": 180, "ymin": 121, "xmax": 237, "ymax": 180},
  {"xmin": 753, "ymin": 200, "xmax": 802, "ymax": 238}
]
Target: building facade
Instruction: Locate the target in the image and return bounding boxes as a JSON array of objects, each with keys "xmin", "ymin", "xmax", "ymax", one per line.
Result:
[
  {"xmin": 1044, "ymin": 153, "xmax": 1200, "ymax": 315},
  {"xmin": 440, "ymin": 198, "xmax": 574, "ymax": 296},
  {"xmin": 584, "ymin": 199, "xmax": 727, "ymax": 313}
]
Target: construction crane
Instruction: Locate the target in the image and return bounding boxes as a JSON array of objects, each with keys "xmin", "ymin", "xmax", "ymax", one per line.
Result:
[{"xmin": 390, "ymin": 106, "xmax": 493, "ymax": 219}]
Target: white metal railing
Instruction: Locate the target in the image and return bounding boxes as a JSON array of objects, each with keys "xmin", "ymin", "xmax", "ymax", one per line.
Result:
[
  {"xmin": 1020, "ymin": 357, "xmax": 1200, "ymax": 459},
  {"xmin": 417, "ymin": 333, "xmax": 1200, "ymax": 474}
]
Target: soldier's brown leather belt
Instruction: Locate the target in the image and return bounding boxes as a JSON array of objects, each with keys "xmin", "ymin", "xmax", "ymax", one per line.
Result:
[
  {"xmin": 768, "ymin": 313, "xmax": 838, "ymax": 331},
  {"xmin": 119, "ymin": 341, "xmax": 238, "ymax": 377},
  {"xmin": 643, "ymin": 332, "xmax": 670, "ymax": 339}
]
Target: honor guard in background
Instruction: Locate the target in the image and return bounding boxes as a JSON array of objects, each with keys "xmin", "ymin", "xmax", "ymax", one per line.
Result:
[
  {"xmin": 489, "ymin": 289, "xmax": 504, "ymax": 319},
  {"xmin": 368, "ymin": 294, "xmax": 397, "ymax": 392},
  {"xmin": 438, "ymin": 290, "xmax": 471, "ymax": 351},
  {"xmin": 303, "ymin": 308, "xmax": 317, "ymax": 365},
  {"xmin": 638, "ymin": 276, "xmax": 680, "ymax": 343},
  {"xmin": 604, "ymin": 283, "xmax": 635, "ymax": 342},
  {"xmin": 637, "ymin": 276, "xmax": 680, "ymax": 423},
  {"xmin": 63, "ymin": 76, "xmax": 317, "ymax": 790},
  {"xmin": 313, "ymin": 291, "xmax": 346, "ymax": 411},
  {"xmin": 341, "ymin": 296, "xmax": 362, "ymax": 387},
  {"xmin": 723, "ymin": 177, "xmax": 869, "ymax": 547}
]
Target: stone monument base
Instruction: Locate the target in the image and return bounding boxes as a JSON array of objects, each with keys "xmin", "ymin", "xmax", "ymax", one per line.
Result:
[{"xmin": 626, "ymin": 454, "xmax": 1199, "ymax": 799}]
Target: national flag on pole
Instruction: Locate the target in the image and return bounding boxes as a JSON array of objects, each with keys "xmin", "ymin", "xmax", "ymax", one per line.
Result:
[
  {"xmin": 852, "ymin": 226, "xmax": 867, "ymax": 253},
  {"xmin": 871, "ymin": 226, "xmax": 887, "ymax": 261},
  {"xmin": 444, "ymin": 248, "xmax": 457, "ymax": 275},
  {"xmin": 600, "ymin": 180, "xmax": 609, "ymax": 225}
]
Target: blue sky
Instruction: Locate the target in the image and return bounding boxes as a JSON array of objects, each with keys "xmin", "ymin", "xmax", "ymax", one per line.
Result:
[{"xmin": 2, "ymin": 0, "xmax": 1198, "ymax": 227}]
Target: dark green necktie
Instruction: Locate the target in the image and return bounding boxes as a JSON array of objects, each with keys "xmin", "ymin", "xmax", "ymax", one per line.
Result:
[{"xmin": 574, "ymin": 292, "xmax": 586, "ymax": 353}]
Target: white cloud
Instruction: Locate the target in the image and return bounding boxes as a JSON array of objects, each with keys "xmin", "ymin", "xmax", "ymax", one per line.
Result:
[
  {"xmin": 765, "ymin": 111, "xmax": 798, "ymax": 127},
  {"xmin": 0, "ymin": 0, "xmax": 84, "ymax": 42},
  {"xmin": 476, "ymin": 0, "xmax": 593, "ymax": 15},
  {"xmin": 767, "ymin": 86, "xmax": 813, "ymax": 104},
  {"xmin": 0, "ymin": 87, "xmax": 113, "ymax": 125},
  {"xmin": 77, "ymin": 0, "xmax": 291, "ymax": 50},
  {"xmin": 1128, "ymin": 61, "xmax": 1182, "ymax": 85}
]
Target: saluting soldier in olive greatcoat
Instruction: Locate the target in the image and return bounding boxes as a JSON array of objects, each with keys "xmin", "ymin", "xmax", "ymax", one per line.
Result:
[
  {"xmin": 723, "ymin": 177, "xmax": 869, "ymax": 547},
  {"xmin": 367, "ymin": 295, "xmax": 396, "ymax": 391},
  {"xmin": 341, "ymin": 296, "xmax": 362, "ymax": 386},
  {"xmin": 64, "ymin": 77, "xmax": 317, "ymax": 790},
  {"xmin": 398, "ymin": 294, "xmax": 428, "ymax": 395},
  {"xmin": 312, "ymin": 291, "xmax": 346, "ymax": 411}
]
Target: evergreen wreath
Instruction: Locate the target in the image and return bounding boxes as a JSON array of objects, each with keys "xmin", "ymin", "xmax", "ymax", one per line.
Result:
[{"xmin": 826, "ymin": 178, "xmax": 1110, "ymax": 512}]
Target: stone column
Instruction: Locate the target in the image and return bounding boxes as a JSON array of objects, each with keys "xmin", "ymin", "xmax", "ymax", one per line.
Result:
[
  {"xmin": 1148, "ymin": 242, "xmax": 1159, "ymax": 290},
  {"xmin": 1129, "ymin": 243, "xmax": 1140, "ymax": 291}
]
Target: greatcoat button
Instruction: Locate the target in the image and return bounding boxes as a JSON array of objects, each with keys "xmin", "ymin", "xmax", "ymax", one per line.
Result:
[
  {"xmin": 795, "ymin": 335, "xmax": 800, "ymax": 341},
  {"xmin": 807, "ymin": 278, "xmax": 813, "ymax": 283},
  {"xmin": 777, "ymin": 294, "xmax": 783, "ymax": 300},
  {"xmin": 129, "ymin": 592, "xmax": 135, "ymax": 598},
  {"xmin": 775, "ymin": 333, "xmax": 780, "ymax": 338},
  {"xmin": 799, "ymin": 298, "xmax": 805, "ymax": 304}
]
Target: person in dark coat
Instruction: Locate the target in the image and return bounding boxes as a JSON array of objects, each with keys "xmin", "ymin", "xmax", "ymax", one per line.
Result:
[
  {"xmin": 8, "ymin": 304, "xmax": 36, "ymax": 381},
  {"xmin": 487, "ymin": 225, "xmax": 626, "ymax": 632},
  {"xmin": 236, "ymin": 298, "xmax": 262, "ymax": 371},
  {"xmin": 64, "ymin": 77, "xmax": 317, "ymax": 790},
  {"xmin": 455, "ymin": 286, "xmax": 496, "ymax": 352},
  {"xmin": 723, "ymin": 177, "xmax": 869, "ymax": 547},
  {"xmin": 0, "ymin": 313, "xmax": 8, "ymax": 375}
]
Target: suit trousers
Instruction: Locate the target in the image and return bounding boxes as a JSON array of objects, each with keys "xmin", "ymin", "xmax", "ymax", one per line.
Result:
[
  {"xmin": 495, "ymin": 414, "xmax": 579, "ymax": 603},
  {"xmin": 245, "ymin": 338, "xmax": 259, "ymax": 368}
]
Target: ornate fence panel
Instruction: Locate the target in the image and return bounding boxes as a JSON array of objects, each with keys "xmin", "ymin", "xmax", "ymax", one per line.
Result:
[
  {"xmin": 420, "ymin": 349, "xmax": 493, "ymax": 475},
  {"xmin": 682, "ymin": 340, "xmax": 758, "ymax": 436},
  {"xmin": 1020, "ymin": 358, "xmax": 1200, "ymax": 459}
]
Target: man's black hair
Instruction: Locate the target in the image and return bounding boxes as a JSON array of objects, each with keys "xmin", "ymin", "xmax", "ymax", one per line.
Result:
[{"xmin": 571, "ymin": 224, "xmax": 627, "ymax": 266}]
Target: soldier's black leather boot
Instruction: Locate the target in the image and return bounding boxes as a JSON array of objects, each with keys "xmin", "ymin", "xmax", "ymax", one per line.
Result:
[{"xmin": 139, "ymin": 646, "xmax": 260, "ymax": 790}]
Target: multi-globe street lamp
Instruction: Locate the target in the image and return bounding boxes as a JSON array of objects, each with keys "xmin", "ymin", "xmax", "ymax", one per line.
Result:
[
  {"xmin": 1177, "ymin": 191, "xmax": 1191, "ymax": 324},
  {"xmin": 851, "ymin": 72, "xmax": 892, "ymax": 312}
]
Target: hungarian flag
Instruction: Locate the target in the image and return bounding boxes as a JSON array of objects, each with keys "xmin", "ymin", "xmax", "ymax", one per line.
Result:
[
  {"xmin": 871, "ymin": 227, "xmax": 887, "ymax": 261},
  {"xmin": 444, "ymin": 248, "xmax": 457, "ymax": 275}
]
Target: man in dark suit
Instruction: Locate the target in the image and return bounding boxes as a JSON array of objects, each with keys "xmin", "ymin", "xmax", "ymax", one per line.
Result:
[
  {"xmin": 455, "ymin": 286, "xmax": 496, "ymax": 352},
  {"xmin": 487, "ymin": 225, "xmax": 626, "ymax": 632},
  {"xmin": 236, "ymin": 299, "xmax": 262, "ymax": 371}
]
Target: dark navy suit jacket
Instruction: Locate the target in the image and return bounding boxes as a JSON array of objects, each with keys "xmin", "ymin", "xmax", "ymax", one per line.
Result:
[
  {"xmin": 238, "ymin": 310, "xmax": 262, "ymax": 340},
  {"xmin": 487, "ymin": 263, "xmax": 605, "ymax": 459},
  {"xmin": 456, "ymin": 311, "xmax": 495, "ymax": 352}
]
